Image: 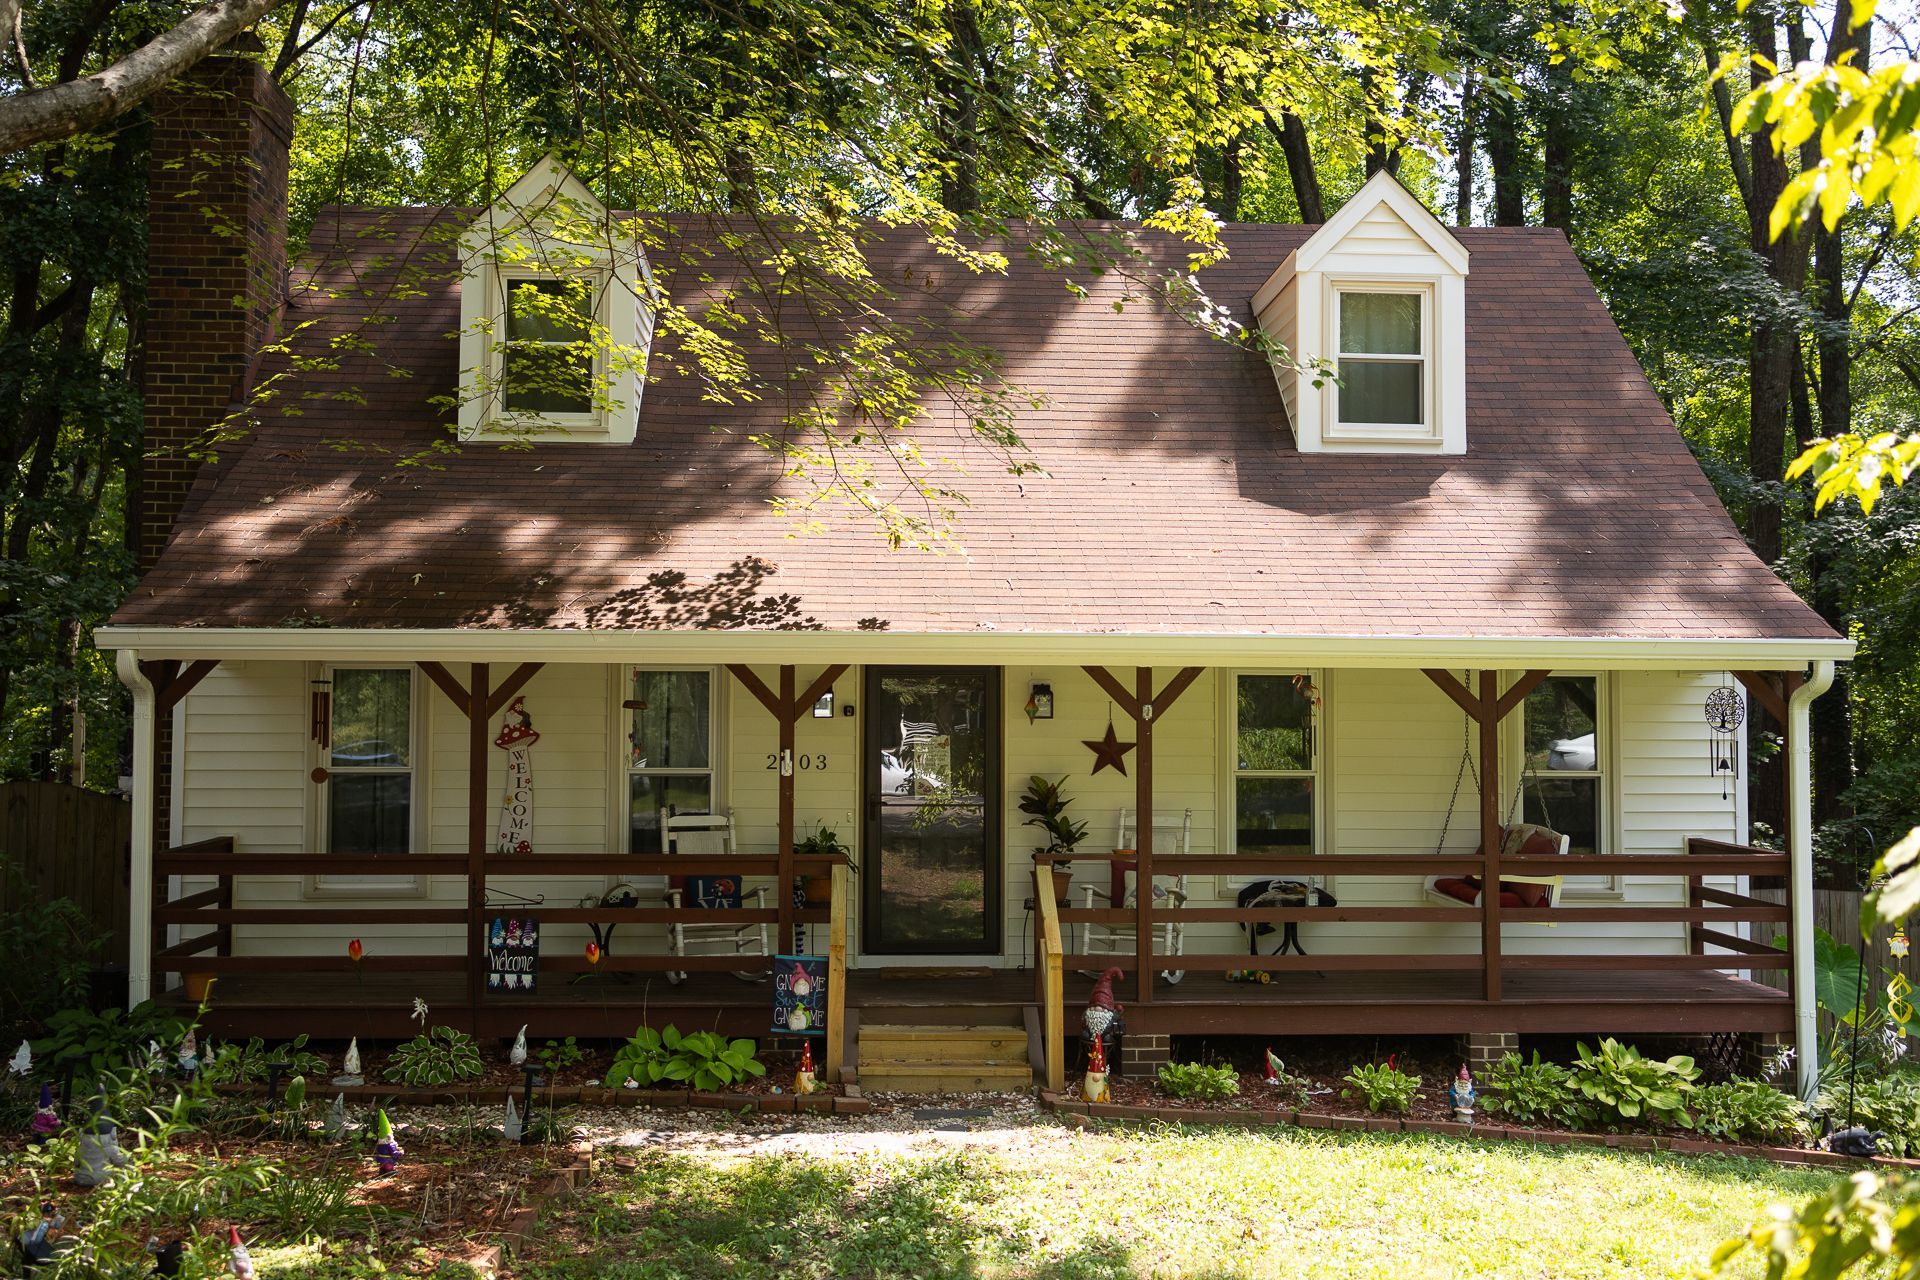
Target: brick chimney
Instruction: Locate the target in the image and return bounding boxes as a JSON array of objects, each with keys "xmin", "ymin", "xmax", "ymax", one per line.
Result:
[{"xmin": 138, "ymin": 50, "xmax": 292, "ymax": 571}]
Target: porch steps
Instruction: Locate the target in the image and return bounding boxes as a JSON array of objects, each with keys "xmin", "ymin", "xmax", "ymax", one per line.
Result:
[{"xmin": 856, "ymin": 1023, "xmax": 1035, "ymax": 1093}]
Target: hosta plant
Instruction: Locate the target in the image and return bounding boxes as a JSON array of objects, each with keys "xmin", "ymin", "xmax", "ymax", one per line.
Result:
[
  {"xmin": 1567, "ymin": 1038, "xmax": 1698, "ymax": 1128},
  {"xmin": 383, "ymin": 1026, "xmax": 485, "ymax": 1087},
  {"xmin": 1340, "ymin": 1061, "xmax": 1422, "ymax": 1114},
  {"xmin": 1483, "ymin": 1051, "xmax": 1578, "ymax": 1126},
  {"xmin": 1157, "ymin": 1061, "xmax": 1240, "ymax": 1101},
  {"xmin": 605, "ymin": 1024, "xmax": 766, "ymax": 1091},
  {"xmin": 1691, "ymin": 1078, "xmax": 1808, "ymax": 1143}
]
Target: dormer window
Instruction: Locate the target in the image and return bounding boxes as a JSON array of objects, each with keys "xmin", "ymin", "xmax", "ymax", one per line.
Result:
[
  {"xmin": 504, "ymin": 278, "xmax": 595, "ymax": 414},
  {"xmin": 1251, "ymin": 170, "xmax": 1467, "ymax": 455},
  {"xmin": 457, "ymin": 155, "xmax": 653, "ymax": 445},
  {"xmin": 1335, "ymin": 288, "xmax": 1428, "ymax": 431}
]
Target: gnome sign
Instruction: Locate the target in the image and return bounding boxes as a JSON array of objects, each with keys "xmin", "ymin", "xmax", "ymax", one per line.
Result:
[{"xmin": 494, "ymin": 697, "xmax": 538, "ymax": 855}]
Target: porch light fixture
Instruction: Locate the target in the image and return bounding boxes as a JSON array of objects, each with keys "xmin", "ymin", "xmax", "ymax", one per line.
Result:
[
  {"xmin": 813, "ymin": 690, "xmax": 834, "ymax": 718},
  {"xmin": 1026, "ymin": 682, "xmax": 1054, "ymax": 722}
]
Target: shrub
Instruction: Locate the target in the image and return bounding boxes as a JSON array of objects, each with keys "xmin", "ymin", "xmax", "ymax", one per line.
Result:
[
  {"xmin": 1340, "ymin": 1061, "xmax": 1421, "ymax": 1114},
  {"xmin": 1692, "ymin": 1078, "xmax": 1809, "ymax": 1143},
  {"xmin": 1567, "ymin": 1038, "xmax": 1699, "ymax": 1128},
  {"xmin": 383, "ymin": 1026, "xmax": 485, "ymax": 1087},
  {"xmin": 1157, "ymin": 1061, "xmax": 1239, "ymax": 1101},
  {"xmin": 202, "ymin": 1034, "xmax": 328, "ymax": 1087},
  {"xmin": 1482, "ymin": 1051, "xmax": 1578, "ymax": 1126},
  {"xmin": 33, "ymin": 1001, "xmax": 192, "ymax": 1083},
  {"xmin": 605, "ymin": 1025, "xmax": 766, "ymax": 1091},
  {"xmin": 1819, "ymin": 1071, "xmax": 1920, "ymax": 1157},
  {"xmin": 0, "ymin": 863, "xmax": 101, "ymax": 1037},
  {"xmin": 538, "ymin": 1036, "xmax": 586, "ymax": 1074}
]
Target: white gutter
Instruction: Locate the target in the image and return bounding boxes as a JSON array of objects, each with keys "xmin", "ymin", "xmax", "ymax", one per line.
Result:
[
  {"xmin": 91, "ymin": 626, "xmax": 1855, "ymax": 670},
  {"xmin": 115, "ymin": 650, "xmax": 156, "ymax": 1008},
  {"xmin": 1791, "ymin": 659, "xmax": 1838, "ymax": 1099}
]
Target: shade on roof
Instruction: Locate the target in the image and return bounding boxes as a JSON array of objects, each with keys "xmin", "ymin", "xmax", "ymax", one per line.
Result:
[{"xmin": 109, "ymin": 208, "xmax": 1838, "ymax": 644}]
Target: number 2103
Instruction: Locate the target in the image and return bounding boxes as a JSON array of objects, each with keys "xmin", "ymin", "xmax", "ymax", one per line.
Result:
[{"xmin": 767, "ymin": 753, "xmax": 828, "ymax": 770}]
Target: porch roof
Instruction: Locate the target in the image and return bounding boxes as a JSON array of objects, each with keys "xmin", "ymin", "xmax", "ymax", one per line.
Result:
[{"xmin": 104, "ymin": 208, "xmax": 1843, "ymax": 652}]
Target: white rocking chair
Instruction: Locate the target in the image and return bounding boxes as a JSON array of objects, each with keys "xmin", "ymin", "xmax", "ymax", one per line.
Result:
[
  {"xmin": 662, "ymin": 812, "xmax": 769, "ymax": 983},
  {"xmin": 1080, "ymin": 808, "xmax": 1193, "ymax": 984}
]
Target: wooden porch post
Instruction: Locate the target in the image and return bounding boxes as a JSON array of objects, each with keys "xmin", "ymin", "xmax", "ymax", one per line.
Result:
[
  {"xmin": 467, "ymin": 664, "xmax": 490, "ymax": 1025},
  {"xmin": 1135, "ymin": 667, "xmax": 1154, "ymax": 1006},
  {"xmin": 778, "ymin": 665, "xmax": 797, "ymax": 955},
  {"xmin": 1478, "ymin": 670, "xmax": 1501, "ymax": 1003}
]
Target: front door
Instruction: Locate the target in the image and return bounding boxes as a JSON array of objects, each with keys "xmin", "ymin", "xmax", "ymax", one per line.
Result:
[{"xmin": 861, "ymin": 667, "xmax": 1002, "ymax": 955}]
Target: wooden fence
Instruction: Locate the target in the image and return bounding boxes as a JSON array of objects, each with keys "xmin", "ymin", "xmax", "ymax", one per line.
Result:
[
  {"xmin": 1753, "ymin": 887, "xmax": 1920, "ymax": 1000},
  {"xmin": 0, "ymin": 781, "xmax": 132, "ymax": 966}
]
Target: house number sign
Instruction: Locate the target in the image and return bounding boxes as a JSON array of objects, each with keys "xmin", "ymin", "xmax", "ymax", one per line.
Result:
[{"xmin": 766, "ymin": 754, "xmax": 829, "ymax": 770}]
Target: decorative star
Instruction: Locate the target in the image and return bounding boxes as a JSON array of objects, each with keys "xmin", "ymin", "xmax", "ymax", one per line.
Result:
[{"xmin": 1083, "ymin": 724, "xmax": 1136, "ymax": 776}]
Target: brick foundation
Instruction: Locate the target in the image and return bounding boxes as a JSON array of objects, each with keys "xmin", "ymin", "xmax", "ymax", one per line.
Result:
[
  {"xmin": 1459, "ymin": 1031, "xmax": 1519, "ymax": 1074},
  {"xmin": 1120, "ymin": 1033, "xmax": 1172, "ymax": 1079},
  {"xmin": 1741, "ymin": 1031, "xmax": 1794, "ymax": 1082}
]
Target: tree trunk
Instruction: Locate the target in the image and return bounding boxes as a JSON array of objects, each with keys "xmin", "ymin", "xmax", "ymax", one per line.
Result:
[
  {"xmin": 1540, "ymin": 64, "xmax": 1574, "ymax": 232},
  {"xmin": 1455, "ymin": 69, "xmax": 1475, "ymax": 225},
  {"xmin": 1484, "ymin": 90, "xmax": 1526, "ymax": 226},
  {"xmin": 1264, "ymin": 107, "xmax": 1323, "ymax": 222},
  {"xmin": 937, "ymin": 0, "xmax": 981, "ymax": 215}
]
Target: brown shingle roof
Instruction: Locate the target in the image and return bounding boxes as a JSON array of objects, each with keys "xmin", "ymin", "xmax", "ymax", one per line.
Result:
[{"xmin": 110, "ymin": 209, "xmax": 1838, "ymax": 641}]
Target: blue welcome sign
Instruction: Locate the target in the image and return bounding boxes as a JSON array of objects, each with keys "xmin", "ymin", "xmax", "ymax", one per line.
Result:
[{"xmin": 772, "ymin": 954, "xmax": 827, "ymax": 1035}]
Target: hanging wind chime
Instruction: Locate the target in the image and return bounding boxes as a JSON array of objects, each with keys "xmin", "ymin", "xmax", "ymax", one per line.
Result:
[{"xmin": 1703, "ymin": 681, "xmax": 1745, "ymax": 800}]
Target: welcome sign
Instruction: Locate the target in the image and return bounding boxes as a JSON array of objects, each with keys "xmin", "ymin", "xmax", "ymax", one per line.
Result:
[
  {"xmin": 487, "ymin": 916, "xmax": 540, "ymax": 993},
  {"xmin": 772, "ymin": 954, "xmax": 827, "ymax": 1035}
]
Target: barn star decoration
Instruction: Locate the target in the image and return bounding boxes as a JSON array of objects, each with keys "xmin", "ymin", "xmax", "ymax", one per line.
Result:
[{"xmin": 1083, "ymin": 724, "xmax": 1137, "ymax": 776}]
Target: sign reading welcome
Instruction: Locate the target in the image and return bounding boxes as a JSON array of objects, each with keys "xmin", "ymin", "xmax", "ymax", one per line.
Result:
[{"xmin": 487, "ymin": 915, "xmax": 539, "ymax": 993}]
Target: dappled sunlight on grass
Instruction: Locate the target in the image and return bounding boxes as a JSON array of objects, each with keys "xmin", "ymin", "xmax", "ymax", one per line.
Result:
[{"xmin": 519, "ymin": 1124, "xmax": 1831, "ymax": 1279}]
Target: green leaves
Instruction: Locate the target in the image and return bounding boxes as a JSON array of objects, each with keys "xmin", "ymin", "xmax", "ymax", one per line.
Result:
[
  {"xmin": 1157, "ymin": 1060, "xmax": 1240, "ymax": 1101},
  {"xmin": 1865, "ymin": 827, "xmax": 1920, "ymax": 937},
  {"xmin": 382, "ymin": 1025, "xmax": 486, "ymax": 1087},
  {"xmin": 1789, "ymin": 433, "xmax": 1920, "ymax": 516},
  {"xmin": 606, "ymin": 1024, "xmax": 767, "ymax": 1092},
  {"xmin": 1338, "ymin": 1061, "xmax": 1421, "ymax": 1114},
  {"xmin": 1567, "ymin": 1038, "xmax": 1698, "ymax": 1129}
]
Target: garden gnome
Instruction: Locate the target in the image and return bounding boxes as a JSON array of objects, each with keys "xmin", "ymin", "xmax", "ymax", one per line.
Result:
[
  {"xmin": 1264, "ymin": 1047, "xmax": 1285, "ymax": 1086},
  {"xmin": 1450, "ymin": 1065, "xmax": 1476, "ymax": 1124},
  {"xmin": 503, "ymin": 1095, "xmax": 522, "ymax": 1143},
  {"xmin": 510, "ymin": 1025, "xmax": 528, "ymax": 1069},
  {"xmin": 323, "ymin": 1093, "xmax": 346, "ymax": 1139},
  {"xmin": 372, "ymin": 1109, "xmax": 403, "ymax": 1173},
  {"xmin": 795, "ymin": 1041, "xmax": 817, "ymax": 1095},
  {"xmin": 74, "ymin": 1097, "xmax": 129, "ymax": 1187},
  {"xmin": 17, "ymin": 1203, "xmax": 59, "ymax": 1269},
  {"xmin": 147, "ymin": 1236, "xmax": 186, "ymax": 1277},
  {"xmin": 8, "ymin": 1040, "xmax": 28, "ymax": 1076},
  {"xmin": 227, "ymin": 1226, "xmax": 255, "ymax": 1280},
  {"xmin": 333, "ymin": 1038, "xmax": 363, "ymax": 1086},
  {"xmin": 1083, "ymin": 1032, "xmax": 1112, "ymax": 1104},
  {"xmin": 29, "ymin": 1083, "xmax": 57, "ymax": 1139},
  {"xmin": 176, "ymin": 1031, "xmax": 199, "ymax": 1078},
  {"xmin": 1082, "ymin": 967, "xmax": 1125, "ymax": 1057}
]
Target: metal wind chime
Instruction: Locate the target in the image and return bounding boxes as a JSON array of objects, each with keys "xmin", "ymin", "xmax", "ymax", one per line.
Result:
[{"xmin": 1704, "ymin": 681, "xmax": 1745, "ymax": 800}]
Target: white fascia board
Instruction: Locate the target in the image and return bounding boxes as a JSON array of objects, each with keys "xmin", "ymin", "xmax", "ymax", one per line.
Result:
[
  {"xmin": 92, "ymin": 625, "xmax": 1856, "ymax": 670},
  {"xmin": 1250, "ymin": 250, "xmax": 1300, "ymax": 317}
]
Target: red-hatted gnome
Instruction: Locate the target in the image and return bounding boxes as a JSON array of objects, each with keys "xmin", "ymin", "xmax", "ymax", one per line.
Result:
[
  {"xmin": 1083, "ymin": 1030, "xmax": 1112, "ymax": 1103},
  {"xmin": 795, "ymin": 1041, "xmax": 818, "ymax": 1095},
  {"xmin": 1083, "ymin": 966, "xmax": 1125, "ymax": 1066}
]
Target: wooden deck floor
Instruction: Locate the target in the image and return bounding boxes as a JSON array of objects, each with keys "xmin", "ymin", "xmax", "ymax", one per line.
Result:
[{"xmin": 162, "ymin": 963, "xmax": 1790, "ymax": 1041}]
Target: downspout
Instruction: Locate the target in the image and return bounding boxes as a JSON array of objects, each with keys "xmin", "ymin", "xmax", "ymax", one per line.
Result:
[
  {"xmin": 1791, "ymin": 659, "xmax": 1837, "ymax": 1099},
  {"xmin": 115, "ymin": 650, "xmax": 156, "ymax": 1007}
]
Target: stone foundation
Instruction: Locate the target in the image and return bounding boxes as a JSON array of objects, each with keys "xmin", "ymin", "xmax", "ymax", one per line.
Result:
[{"xmin": 1458, "ymin": 1031, "xmax": 1520, "ymax": 1074}]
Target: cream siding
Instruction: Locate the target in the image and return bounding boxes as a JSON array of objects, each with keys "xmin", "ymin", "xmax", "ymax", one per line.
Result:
[{"xmin": 173, "ymin": 660, "xmax": 1739, "ymax": 970}]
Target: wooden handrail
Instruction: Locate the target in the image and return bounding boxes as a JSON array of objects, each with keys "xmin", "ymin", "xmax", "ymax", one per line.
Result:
[
  {"xmin": 1038, "ymin": 850, "xmax": 1788, "ymax": 875},
  {"xmin": 827, "ymin": 862, "xmax": 848, "ymax": 1082},
  {"xmin": 1036, "ymin": 866, "xmax": 1064, "ymax": 1091}
]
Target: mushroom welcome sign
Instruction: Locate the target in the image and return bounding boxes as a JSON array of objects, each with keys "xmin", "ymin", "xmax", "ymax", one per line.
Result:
[{"xmin": 495, "ymin": 698, "xmax": 538, "ymax": 855}]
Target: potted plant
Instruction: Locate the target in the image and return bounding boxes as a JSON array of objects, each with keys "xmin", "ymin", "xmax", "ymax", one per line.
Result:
[
  {"xmin": 794, "ymin": 823, "xmax": 847, "ymax": 906},
  {"xmin": 1019, "ymin": 775, "xmax": 1089, "ymax": 904}
]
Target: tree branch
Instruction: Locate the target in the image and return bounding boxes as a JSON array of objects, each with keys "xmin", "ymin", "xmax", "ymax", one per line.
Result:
[
  {"xmin": 2, "ymin": 0, "xmax": 31, "ymax": 87},
  {"xmin": 0, "ymin": 0, "xmax": 284, "ymax": 154}
]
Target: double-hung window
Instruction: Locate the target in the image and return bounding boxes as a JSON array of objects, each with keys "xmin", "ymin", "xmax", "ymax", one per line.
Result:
[
  {"xmin": 325, "ymin": 666, "xmax": 415, "ymax": 857},
  {"xmin": 1335, "ymin": 289, "xmax": 1428, "ymax": 429},
  {"xmin": 1520, "ymin": 675, "xmax": 1604, "ymax": 858},
  {"xmin": 1232, "ymin": 674, "xmax": 1319, "ymax": 857},
  {"xmin": 628, "ymin": 668, "xmax": 715, "ymax": 854},
  {"xmin": 503, "ymin": 277, "xmax": 595, "ymax": 414}
]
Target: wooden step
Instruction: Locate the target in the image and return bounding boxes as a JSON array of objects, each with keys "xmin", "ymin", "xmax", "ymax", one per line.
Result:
[
  {"xmin": 855, "ymin": 1061, "xmax": 1035, "ymax": 1093},
  {"xmin": 858, "ymin": 1025, "xmax": 1027, "ymax": 1064}
]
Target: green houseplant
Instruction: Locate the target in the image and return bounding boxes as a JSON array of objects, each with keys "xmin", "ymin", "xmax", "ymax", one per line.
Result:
[
  {"xmin": 1019, "ymin": 775, "xmax": 1090, "ymax": 903},
  {"xmin": 795, "ymin": 823, "xmax": 848, "ymax": 906}
]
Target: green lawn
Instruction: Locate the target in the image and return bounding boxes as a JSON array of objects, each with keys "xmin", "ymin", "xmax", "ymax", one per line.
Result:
[{"xmin": 511, "ymin": 1123, "xmax": 1835, "ymax": 1280}]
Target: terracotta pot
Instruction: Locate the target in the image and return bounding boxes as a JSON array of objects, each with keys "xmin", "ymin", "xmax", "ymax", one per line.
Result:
[
  {"xmin": 802, "ymin": 874, "xmax": 833, "ymax": 907},
  {"xmin": 183, "ymin": 972, "xmax": 215, "ymax": 1002},
  {"xmin": 1051, "ymin": 868, "xmax": 1074, "ymax": 905}
]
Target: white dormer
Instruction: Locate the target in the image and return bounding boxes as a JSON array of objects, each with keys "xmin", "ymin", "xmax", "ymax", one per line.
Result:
[
  {"xmin": 457, "ymin": 155, "xmax": 655, "ymax": 444},
  {"xmin": 1251, "ymin": 170, "xmax": 1469, "ymax": 454}
]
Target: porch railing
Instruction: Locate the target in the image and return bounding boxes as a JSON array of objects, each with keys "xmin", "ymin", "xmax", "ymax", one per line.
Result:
[
  {"xmin": 152, "ymin": 841, "xmax": 850, "ymax": 1079},
  {"xmin": 1033, "ymin": 840, "xmax": 1790, "ymax": 1084}
]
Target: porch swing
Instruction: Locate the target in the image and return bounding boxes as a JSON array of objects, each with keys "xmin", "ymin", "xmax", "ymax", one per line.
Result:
[{"xmin": 1421, "ymin": 714, "xmax": 1572, "ymax": 911}]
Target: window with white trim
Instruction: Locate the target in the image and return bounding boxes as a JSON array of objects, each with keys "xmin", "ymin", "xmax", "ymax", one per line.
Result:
[
  {"xmin": 503, "ymin": 277, "xmax": 596, "ymax": 414},
  {"xmin": 1520, "ymin": 675, "xmax": 1603, "ymax": 856},
  {"xmin": 627, "ymin": 668, "xmax": 715, "ymax": 854},
  {"xmin": 326, "ymin": 667, "xmax": 415, "ymax": 855},
  {"xmin": 1232, "ymin": 673, "xmax": 1319, "ymax": 856},
  {"xmin": 1335, "ymin": 287, "xmax": 1428, "ymax": 430}
]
